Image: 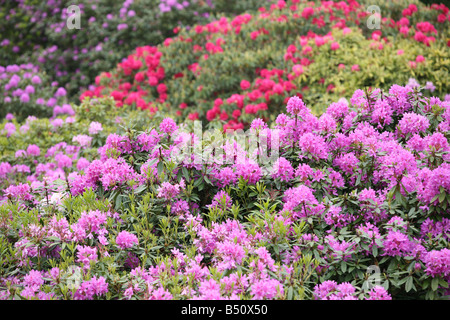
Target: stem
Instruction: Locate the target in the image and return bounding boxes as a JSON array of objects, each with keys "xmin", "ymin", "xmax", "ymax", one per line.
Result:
[{"xmin": 44, "ymin": 180, "xmax": 49, "ymax": 207}]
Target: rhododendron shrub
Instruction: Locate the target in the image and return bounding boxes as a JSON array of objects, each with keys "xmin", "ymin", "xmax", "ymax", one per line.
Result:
[
  {"xmin": 0, "ymin": 64, "xmax": 72, "ymax": 121},
  {"xmin": 82, "ymin": 0, "xmax": 450, "ymax": 128},
  {"xmin": 1, "ymin": 84, "xmax": 449, "ymax": 300},
  {"xmin": 0, "ymin": 97, "xmax": 154, "ymax": 195},
  {"xmin": 1, "ymin": 0, "xmax": 278, "ymax": 101}
]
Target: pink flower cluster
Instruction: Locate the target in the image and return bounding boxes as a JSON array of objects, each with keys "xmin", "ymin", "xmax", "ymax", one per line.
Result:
[
  {"xmin": 116, "ymin": 231, "xmax": 139, "ymax": 249},
  {"xmin": 314, "ymin": 280, "xmax": 391, "ymax": 300}
]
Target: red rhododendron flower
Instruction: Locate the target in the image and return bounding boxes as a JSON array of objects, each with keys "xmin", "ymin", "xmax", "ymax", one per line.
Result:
[
  {"xmin": 437, "ymin": 14, "xmax": 447, "ymax": 23},
  {"xmin": 245, "ymin": 104, "xmax": 257, "ymax": 114},
  {"xmin": 80, "ymin": 90, "xmax": 94, "ymax": 101},
  {"xmin": 257, "ymin": 102, "xmax": 268, "ymax": 111},
  {"xmin": 416, "ymin": 55, "xmax": 425, "ymax": 63},
  {"xmin": 232, "ymin": 109, "xmax": 241, "ymax": 119},
  {"xmin": 214, "ymin": 98, "xmax": 224, "ymax": 108},
  {"xmin": 302, "ymin": 7, "xmax": 314, "ymax": 19},
  {"xmin": 248, "ymin": 90, "xmax": 262, "ymax": 101},
  {"xmin": 206, "ymin": 109, "xmax": 217, "ymax": 121},
  {"xmin": 240, "ymin": 80, "xmax": 251, "ymax": 90},
  {"xmin": 148, "ymin": 76, "xmax": 158, "ymax": 86},
  {"xmin": 134, "ymin": 72, "xmax": 145, "ymax": 82},
  {"xmin": 331, "ymin": 42, "xmax": 340, "ymax": 50},
  {"xmin": 220, "ymin": 111, "xmax": 229, "ymax": 121},
  {"xmin": 273, "ymin": 84, "xmax": 284, "ymax": 95},
  {"xmin": 188, "ymin": 112, "xmax": 199, "ymax": 120},
  {"xmin": 250, "ymin": 31, "xmax": 260, "ymax": 40},
  {"xmin": 157, "ymin": 84, "xmax": 167, "ymax": 94},
  {"xmin": 292, "ymin": 64, "xmax": 304, "ymax": 76},
  {"xmin": 163, "ymin": 38, "xmax": 173, "ymax": 47},
  {"xmin": 111, "ymin": 91, "xmax": 125, "ymax": 102}
]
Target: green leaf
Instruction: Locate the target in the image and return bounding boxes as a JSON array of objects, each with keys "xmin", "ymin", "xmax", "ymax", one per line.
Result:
[
  {"xmin": 193, "ymin": 176, "xmax": 203, "ymax": 187},
  {"xmin": 182, "ymin": 167, "xmax": 190, "ymax": 181},
  {"xmin": 287, "ymin": 286, "xmax": 293, "ymax": 300},
  {"xmin": 405, "ymin": 276, "xmax": 414, "ymax": 293},
  {"xmin": 355, "ymin": 174, "xmax": 361, "ymax": 186},
  {"xmin": 157, "ymin": 161, "xmax": 164, "ymax": 176},
  {"xmin": 439, "ymin": 192, "xmax": 445, "ymax": 203},
  {"xmin": 439, "ymin": 278, "xmax": 449, "ymax": 288},
  {"xmin": 431, "ymin": 277, "xmax": 440, "ymax": 291},
  {"xmin": 431, "ymin": 194, "xmax": 440, "ymax": 203},
  {"xmin": 341, "ymin": 262, "xmax": 347, "ymax": 273},
  {"xmin": 372, "ymin": 246, "xmax": 378, "ymax": 257}
]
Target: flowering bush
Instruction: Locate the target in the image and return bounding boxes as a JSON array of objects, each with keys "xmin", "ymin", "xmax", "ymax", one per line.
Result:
[
  {"xmin": 0, "ymin": 63, "xmax": 73, "ymax": 121},
  {"xmin": 81, "ymin": 0, "xmax": 450, "ymax": 129},
  {"xmin": 0, "ymin": 0, "xmax": 277, "ymax": 101},
  {"xmin": 1, "ymin": 83, "xmax": 449, "ymax": 300},
  {"xmin": 1, "ymin": 0, "xmax": 450, "ymax": 301}
]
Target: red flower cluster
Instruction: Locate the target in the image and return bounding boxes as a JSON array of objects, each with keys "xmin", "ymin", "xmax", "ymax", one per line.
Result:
[
  {"xmin": 81, "ymin": 46, "xmax": 165, "ymax": 112},
  {"xmin": 80, "ymin": 0, "xmax": 449, "ymax": 129}
]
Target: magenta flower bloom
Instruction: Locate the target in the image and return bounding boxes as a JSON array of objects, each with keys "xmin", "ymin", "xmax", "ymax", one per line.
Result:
[
  {"xmin": 157, "ymin": 181, "xmax": 183, "ymax": 199},
  {"xmin": 313, "ymin": 281, "xmax": 357, "ymax": 300},
  {"xmin": 89, "ymin": 121, "xmax": 103, "ymax": 134},
  {"xmin": 73, "ymin": 134, "xmax": 93, "ymax": 147},
  {"xmin": 213, "ymin": 167, "xmax": 237, "ymax": 188},
  {"xmin": 20, "ymin": 93, "xmax": 30, "ymax": 103},
  {"xmin": 318, "ymin": 113, "xmax": 337, "ymax": 133},
  {"xmin": 76, "ymin": 157, "xmax": 90, "ymax": 170},
  {"xmin": 62, "ymin": 104, "xmax": 75, "ymax": 115},
  {"xmin": 54, "ymin": 87, "xmax": 67, "ymax": 97},
  {"xmin": 0, "ymin": 162, "xmax": 12, "ymax": 179},
  {"xmin": 26, "ymin": 144, "xmax": 40, "ymax": 156},
  {"xmin": 76, "ymin": 245, "xmax": 98, "ymax": 267},
  {"xmin": 117, "ymin": 23, "xmax": 128, "ymax": 31},
  {"xmin": 116, "ymin": 231, "xmax": 139, "ymax": 249},
  {"xmin": 47, "ymin": 97, "xmax": 57, "ymax": 107},
  {"xmin": 23, "ymin": 270, "xmax": 44, "ymax": 288},
  {"xmin": 272, "ymin": 157, "xmax": 294, "ymax": 181},
  {"xmin": 15, "ymin": 149, "xmax": 26, "ymax": 158},
  {"xmin": 250, "ymin": 278, "xmax": 284, "ymax": 300},
  {"xmin": 382, "ymin": 231, "xmax": 413, "ymax": 257},
  {"xmin": 74, "ymin": 276, "xmax": 109, "ymax": 300},
  {"xmin": 422, "ymin": 248, "xmax": 450, "ymax": 277},
  {"xmin": 56, "ymin": 154, "xmax": 72, "ymax": 169},
  {"xmin": 159, "ymin": 118, "xmax": 178, "ymax": 134},
  {"xmin": 234, "ymin": 160, "xmax": 262, "ymax": 184},
  {"xmin": 25, "ymin": 85, "xmax": 35, "ymax": 94},
  {"xmin": 3, "ymin": 183, "xmax": 33, "ymax": 201},
  {"xmin": 250, "ymin": 118, "xmax": 268, "ymax": 131},
  {"xmin": 51, "ymin": 118, "xmax": 64, "ymax": 128},
  {"xmin": 298, "ymin": 133, "xmax": 329, "ymax": 161},
  {"xmin": 333, "ymin": 152, "xmax": 359, "ymax": 175},
  {"xmin": 286, "ymin": 96, "xmax": 307, "ymax": 116},
  {"xmin": 398, "ymin": 113, "xmax": 430, "ymax": 136},
  {"xmin": 282, "ymin": 185, "xmax": 323, "ymax": 218},
  {"xmin": 208, "ymin": 190, "xmax": 232, "ymax": 211},
  {"xmin": 4, "ymin": 122, "xmax": 16, "ymax": 137},
  {"xmin": 365, "ymin": 286, "xmax": 392, "ymax": 300},
  {"xmin": 31, "ymin": 75, "xmax": 41, "ymax": 84}
]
